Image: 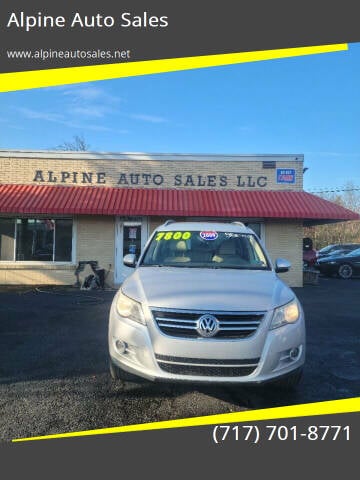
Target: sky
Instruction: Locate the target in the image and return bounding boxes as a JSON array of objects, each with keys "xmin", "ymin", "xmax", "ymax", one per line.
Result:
[{"xmin": 1, "ymin": 42, "xmax": 359, "ymax": 192}]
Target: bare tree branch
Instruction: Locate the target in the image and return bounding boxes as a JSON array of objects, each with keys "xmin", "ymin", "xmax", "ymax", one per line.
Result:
[
  {"xmin": 305, "ymin": 182, "xmax": 360, "ymax": 248},
  {"xmin": 55, "ymin": 135, "xmax": 90, "ymax": 151}
]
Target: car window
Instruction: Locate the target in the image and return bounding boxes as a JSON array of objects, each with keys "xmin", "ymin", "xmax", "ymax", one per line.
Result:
[{"xmin": 141, "ymin": 230, "xmax": 270, "ymax": 269}]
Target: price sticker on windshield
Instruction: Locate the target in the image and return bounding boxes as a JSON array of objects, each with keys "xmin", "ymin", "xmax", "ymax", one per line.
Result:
[
  {"xmin": 155, "ymin": 231, "xmax": 191, "ymax": 241},
  {"xmin": 200, "ymin": 231, "xmax": 218, "ymax": 241}
]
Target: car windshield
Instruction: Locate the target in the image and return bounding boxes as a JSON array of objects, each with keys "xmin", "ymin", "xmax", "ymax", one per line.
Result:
[
  {"xmin": 319, "ymin": 245, "xmax": 336, "ymax": 254},
  {"xmin": 140, "ymin": 230, "xmax": 270, "ymax": 269},
  {"xmin": 346, "ymin": 248, "xmax": 360, "ymax": 256},
  {"xmin": 329, "ymin": 249, "xmax": 344, "ymax": 255}
]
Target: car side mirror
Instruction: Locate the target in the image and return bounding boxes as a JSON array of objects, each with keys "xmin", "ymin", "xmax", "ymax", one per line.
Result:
[
  {"xmin": 275, "ymin": 258, "xmax": 291, "ymax": 273},
  {"xmin": 123, "ymin": 253, "xmax": 137, "ymax": 268}
]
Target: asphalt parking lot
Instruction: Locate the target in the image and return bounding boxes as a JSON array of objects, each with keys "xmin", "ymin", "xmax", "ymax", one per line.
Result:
[{"xmin": 0, "ymin": 277, "xmax": 359, "ymax": 441}]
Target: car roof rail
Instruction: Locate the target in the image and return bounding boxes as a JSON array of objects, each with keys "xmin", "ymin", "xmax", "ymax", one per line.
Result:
[
  {"xmin": 231, "ymin": 221, "xmax": 246, "ymax": 228},
  {"xmin": 164, "ymin": 219, "xmax": 176, "ymax": 226}
]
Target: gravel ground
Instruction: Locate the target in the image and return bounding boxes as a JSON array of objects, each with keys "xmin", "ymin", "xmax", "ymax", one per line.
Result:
[{"xmin": 0, "ymin": 278, "xmax": 359, "ymax": 441}]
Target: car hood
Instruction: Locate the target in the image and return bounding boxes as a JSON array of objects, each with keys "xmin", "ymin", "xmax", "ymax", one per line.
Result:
[
  {"xmin": 121, "ymin": 267, "xmax": 294, "ymax": 311},
  {"xmin": 318, "ymin": 254, "xmax": 347, "ymax": 263}
]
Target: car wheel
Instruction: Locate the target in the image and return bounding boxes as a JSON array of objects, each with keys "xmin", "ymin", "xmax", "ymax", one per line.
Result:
[
  {"xmin": 338, "ymin": 263, "xmax": 353, "ymax": 280},
  {"xmin": 271, "ymin": 368, "xmax": 303, "ymax": 390}
]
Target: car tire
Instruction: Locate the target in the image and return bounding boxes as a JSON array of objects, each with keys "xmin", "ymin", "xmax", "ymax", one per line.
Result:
[
  {"xmin": 338, "ymin": 263, "xmax": 353, "ymax": 280},
  {"xmin": 271, "ymin": 368, "xmax": 303, "ymax": 390},
  {"xmin": 109, "ymin": 358, "xmax": 143, "ymax": 383}
]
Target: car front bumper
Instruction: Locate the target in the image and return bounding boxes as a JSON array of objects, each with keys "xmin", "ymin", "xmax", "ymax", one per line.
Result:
[
  {"xmin": 315, "ymin": 263, "xmax": 339, "ymax": 275},
  {"xmin": 108, "ymin": 302, "xmax": 306, "ymax": 384}
]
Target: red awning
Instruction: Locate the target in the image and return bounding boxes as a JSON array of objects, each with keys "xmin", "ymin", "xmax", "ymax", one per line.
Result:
[{"xmin": 0, "ymin": 184, "xmax": 359, "ymax": 222}]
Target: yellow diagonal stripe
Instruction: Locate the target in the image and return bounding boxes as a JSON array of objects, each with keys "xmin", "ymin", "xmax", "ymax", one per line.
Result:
[
  {"xmin": 12, "ymin": 397, "xmax": 359, "ymax": 442},
  {"xmin": 0, "ymin": 43, "xmax": 348, "ymax": 93}
]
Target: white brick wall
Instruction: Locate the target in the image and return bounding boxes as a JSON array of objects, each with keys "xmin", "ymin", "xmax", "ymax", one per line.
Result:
[
  {"xmin": 76, "ymin": 216, "xmax": 115, "ymax": 285},
  {"xmin": 264, "ymin": 221, "xmax": 303, "ymax": 287},
  {"xmin": 1, "ymin": 156, "xmax": 303, "ymax": 191}
]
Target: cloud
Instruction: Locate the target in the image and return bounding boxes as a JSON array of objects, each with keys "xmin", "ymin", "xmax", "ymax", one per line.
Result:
[
  {"xmin": 61, "ymin": 84, "xmax": 121, "ymax": 104},
  {"xmin": 15, "ymin": 106, "xmax": 128, "ymax": 134},
  {"xmin": 15, "ymin": 86, "xmax": 167, "ymax": 134},
  {"xmin": 62, "ymin": 120, "xmax": 128, "ymax": 134},
  {"xmin": 70, "ymin": 106, "xmax": 108, "ymax": 118},
  {"xmin": 63, "ymin": 86, "xmax": 104, "ymax": 100},
  {"xmin": 58, "ymin": 84, "xmax": 123, "ymax": 119},
  {"xmin": 130, "ymin": 113, "xmax": 167, "ymax": 123},
  {"xmin": 16, "ymin": 107, "xmax": 64, "ymax": 122}
]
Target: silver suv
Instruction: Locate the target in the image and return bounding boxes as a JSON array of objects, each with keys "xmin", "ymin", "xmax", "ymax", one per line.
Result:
[{"xmin": 108, "ymin": 221, "xmax": 305, "ymax": 388}]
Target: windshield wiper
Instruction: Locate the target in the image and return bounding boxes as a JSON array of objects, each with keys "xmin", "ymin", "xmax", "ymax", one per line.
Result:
[
  {"xmin": 209, "ymin": 265, "xmax": 268, "ymax": 270},
  {"xmin": 141, "ymin": 264, "xmax": 164, "ymax": 267}
]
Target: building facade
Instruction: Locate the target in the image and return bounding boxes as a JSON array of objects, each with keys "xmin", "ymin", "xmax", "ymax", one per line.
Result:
[{"xmin": 0, "ymin": 151, "xmax": 358, "ymax": 288}]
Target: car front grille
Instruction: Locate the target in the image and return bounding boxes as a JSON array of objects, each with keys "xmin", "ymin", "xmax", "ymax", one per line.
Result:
[
  {"xmin": 152, "ymin": 308, "xmax": 265, "ymax": 339},
  {"xmin": 155, "ymin": 353, "xmax": 259, "ymax": 377}
]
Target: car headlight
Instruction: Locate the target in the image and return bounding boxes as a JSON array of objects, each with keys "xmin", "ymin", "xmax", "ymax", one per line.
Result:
[
  {"xmin": 116, "ymin": 290, "xmax": 146, "ymax": 325},
  {"xmin": 270, "ymin": 299, "xmax": 300, "ymax": 330}
]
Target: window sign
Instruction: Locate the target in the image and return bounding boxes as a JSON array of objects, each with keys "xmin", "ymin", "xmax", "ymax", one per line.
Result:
[
  {"xmin": 123, "ymin": 225, "xmax": 141, "ymax": 257},
  {"xmin": 128, "ymin": 244, "xmax": 137, "ymax": 254},
  {"xmin": 128, "ymin": 227, "xmax": 137, "ymax": 239},
  {"xmin": 276, "ymin": 168, "xmax": 296, "ymax": 184}
]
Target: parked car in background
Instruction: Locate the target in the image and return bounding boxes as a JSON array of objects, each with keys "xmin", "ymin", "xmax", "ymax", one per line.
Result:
[
  {"xmin": 317, "ymin": 243, "xmax": 360, "ymax": 260},
  {"xmin": 315, "ymin": 248, "xmax": 360, "ymax": 279}
]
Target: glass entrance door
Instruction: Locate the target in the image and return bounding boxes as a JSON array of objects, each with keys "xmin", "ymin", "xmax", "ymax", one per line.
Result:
[
  {"xmin": 115, "ymin": 218, "xmax": 148, "ymax": 284},
  {"xmin": 123, "ymin": 224, "xmax": 142, "ymax": 258}
]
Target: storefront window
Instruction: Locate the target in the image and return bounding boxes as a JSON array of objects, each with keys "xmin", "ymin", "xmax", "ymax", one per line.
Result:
[
  {"xmin": 0, "ymin": 218, "xmax": 15, "ymax": 261},
  {"xmin": 16, "ymin": 219, "xmax": 54, "ymax": 261},
  {"xmin": 54, "ymin": 219, "xmax": 73, "ymax": 261},
  {"xmin": 0, "ymin": 218, "xmax": 73, "ymax": 262}
]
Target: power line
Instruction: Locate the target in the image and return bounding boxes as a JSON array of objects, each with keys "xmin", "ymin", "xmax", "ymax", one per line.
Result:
[{"xmin": 307, "ymin": 187, "xmax": 360, "ymax": 194}]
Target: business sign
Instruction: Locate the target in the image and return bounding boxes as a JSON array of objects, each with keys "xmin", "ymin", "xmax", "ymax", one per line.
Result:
[
  {"xmin": 31, "ymin": 170, "xmax": 269, "ymax": 189},
  {"xmin": 276, "ymin": 168, "xmax": 296, "ymax": 184}
]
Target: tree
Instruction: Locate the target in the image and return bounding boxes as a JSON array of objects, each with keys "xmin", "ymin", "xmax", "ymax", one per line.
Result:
[
  {"xmin": 55, "ymin": 135, "xmax": 90, "ymax": 151},
  {"xmin": 304, "ymin": 182, "xmax": 360, "ymax": 249}
]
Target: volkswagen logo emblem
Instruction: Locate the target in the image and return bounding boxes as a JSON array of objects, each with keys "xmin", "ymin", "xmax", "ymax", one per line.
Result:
[{"xmin": 196, "ymin": 314, "xmax": 219, "ymax": 338}]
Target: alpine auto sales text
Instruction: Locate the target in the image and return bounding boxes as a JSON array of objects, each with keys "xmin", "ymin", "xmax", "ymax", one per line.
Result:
[
  {"xmin": 6, "ymin": 11, "xmax": 169, "ymax": 32},
  {"xmin": 32, "ymin": 170, "xmax": 268, "ymax": 188}
]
